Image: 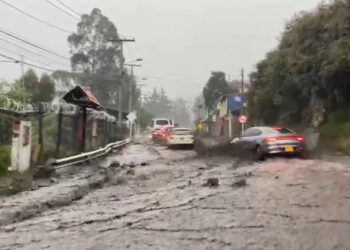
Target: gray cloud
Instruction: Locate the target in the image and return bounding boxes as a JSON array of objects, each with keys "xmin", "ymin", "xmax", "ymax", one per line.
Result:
[{"xmin": 0, "ymin": 0, "xmax": 321, "ymax": 99}]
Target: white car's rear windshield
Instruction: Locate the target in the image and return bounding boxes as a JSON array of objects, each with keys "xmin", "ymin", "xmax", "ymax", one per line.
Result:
[
  {"xmin": 155, "ymin": 120, "xmax": 169, "ymax": 126},
  {"xmin": 173, "ymin": 129, "xmax": 191, "ymax": 135}
]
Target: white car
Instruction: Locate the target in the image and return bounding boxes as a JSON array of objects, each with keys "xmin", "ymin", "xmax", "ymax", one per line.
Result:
[
  {"xmin": 167, "ymin": 128, "xmax": 194, "ymax": 148},
  {"xmin": 151, "ymin": 118, "xmax": 174, "ymax": 130}
]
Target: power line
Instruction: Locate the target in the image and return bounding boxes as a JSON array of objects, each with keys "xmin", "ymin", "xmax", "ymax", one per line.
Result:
[
  {"xmin": 0, "ymin": 53, "xmax": 57, "ymax": 72},
  {"xmin": 0, "ymin": 27, "xmax": 70, "ymax": 61},
  {"xmin": 0, "ymin": 0, "xmax": 72, "ymax": 34},
  {"xmin": 0, "ymin": 37, "xmax": 68, "ymax": 67},
  {"xmin": 55, "ymin": 0, "xmax": 81, "ymax": 16},
  {"xmin": 0, "ymin": 45, "xmax": 69, "ymax": 71},
  {"xmin": 46, "ymin": 0, "xmax": 80, "ymax": 21},
  {"xmin": 0, "ymin": 36, "xmax": 70, "ymax": 67}
]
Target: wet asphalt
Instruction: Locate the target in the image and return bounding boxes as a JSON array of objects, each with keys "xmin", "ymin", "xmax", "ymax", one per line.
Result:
[{"xmin": 1, "ymin": 143, "xmax": 350, "ymax": 250}]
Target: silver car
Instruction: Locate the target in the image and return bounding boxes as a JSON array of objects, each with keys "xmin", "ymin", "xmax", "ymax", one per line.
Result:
[{"xmin": 232, "ymin": 126, "xmax": 305, "ymax": 160}]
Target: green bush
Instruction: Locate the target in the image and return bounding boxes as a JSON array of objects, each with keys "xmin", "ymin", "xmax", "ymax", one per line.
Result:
[
  {"xmin": 337, "ymin": 137, "xmax": 350, "ymax": 154},
  {"xmin": 320, "ymin": 108, "xmax": 350, "ymax": 153},
  {"xmin": 0, "ymin": 146, "xmax": 10, "ymax": 176},
  {"xmin": 321, "ymin": 122, "xmax": 350, "ymax": 140}
]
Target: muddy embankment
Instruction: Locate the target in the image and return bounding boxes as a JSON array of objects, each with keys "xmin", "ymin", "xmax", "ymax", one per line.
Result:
[{"xmin": 0, "ymin": 144, "xmax": 160, "ymax": 227}]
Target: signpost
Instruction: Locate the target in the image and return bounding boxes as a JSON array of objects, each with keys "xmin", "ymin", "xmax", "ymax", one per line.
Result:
[
  {"xmin": 127, "ymin": 111, "xmax": 137, "ymax": 137},
  {"xmin": 239, "ymin": 115, "xmax": 247, "ymax": 133}
]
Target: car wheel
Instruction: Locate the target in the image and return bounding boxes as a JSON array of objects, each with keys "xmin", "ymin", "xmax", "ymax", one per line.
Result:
[
  {"xmin": 297, "ymin": 150, "xmax": 307, "ymax": 159},
  {"xmin": 251, "ymin": 145, "xmax": 265, "ymax": 161}
]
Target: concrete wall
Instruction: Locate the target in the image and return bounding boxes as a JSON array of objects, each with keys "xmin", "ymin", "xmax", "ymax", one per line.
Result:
[{"xmin": 10, "ymin": 121, "xmax": 32, "ymax": 173}]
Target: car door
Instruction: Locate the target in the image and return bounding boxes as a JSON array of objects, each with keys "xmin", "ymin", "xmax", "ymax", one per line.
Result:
[{"xmin": 239, "ymin": 128, "xmax": 263, "ymax": 148}]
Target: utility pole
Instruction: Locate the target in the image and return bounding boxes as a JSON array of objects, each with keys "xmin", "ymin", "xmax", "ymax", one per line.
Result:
[
  {"xmin": 108, "ymin": 38, "xmax": 135, "ymax": 124},
  {"xmin": 197, "ymin": 104, "xmax": 203, "ymax": 121},
  {"xmin": 20, "ymin": 55, "xmax": 25, "ymax": 105},
  {"xmin": 137, "ymin": 83, "xmax": 147, "ymax": 106},
  {"xmin": 124, "ymin": 63, "xmax": 142, "ymax": 113},
  {"xmin": 241, "ymin": 68, "xmax": 245, "ymax": 102},
  {"xmin": 241, "ymin": 68, "xmax": 245, "ymax": 132}
]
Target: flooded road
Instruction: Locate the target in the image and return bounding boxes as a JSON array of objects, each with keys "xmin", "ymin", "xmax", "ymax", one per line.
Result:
[{"xmin": 1, "ymin": 144, "xmax": 350, "ymax": 250}]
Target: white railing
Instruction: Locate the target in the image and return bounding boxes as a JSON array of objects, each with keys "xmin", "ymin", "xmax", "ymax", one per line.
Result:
[{"xmin": 52, "ymin": 138, "xmax": 131, "ymax": 169}]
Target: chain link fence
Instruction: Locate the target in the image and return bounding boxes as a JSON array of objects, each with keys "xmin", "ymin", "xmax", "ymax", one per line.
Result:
[{"xmin": 0, "ymin": 96, "xmax": 128, "ymax": 167}]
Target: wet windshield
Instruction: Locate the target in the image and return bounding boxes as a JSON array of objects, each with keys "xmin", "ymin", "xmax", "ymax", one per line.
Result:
[
  {"xmin": 155, "ymin": 120, "xmax": 169, "ymax": 126},
  {"xmin": 269, "ymin": 128, "xmax": 295, "ymax": 135}
]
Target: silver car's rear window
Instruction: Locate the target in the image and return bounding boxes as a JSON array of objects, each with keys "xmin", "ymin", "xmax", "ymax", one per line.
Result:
[{"xmin": 266, "ymin": 127, "xmax": 295, "ymax": 134}]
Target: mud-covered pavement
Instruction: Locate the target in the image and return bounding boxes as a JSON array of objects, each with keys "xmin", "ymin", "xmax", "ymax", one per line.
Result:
[{"xmin": 1, "ymin": 144, "xmax": 350, "ymax": 250}]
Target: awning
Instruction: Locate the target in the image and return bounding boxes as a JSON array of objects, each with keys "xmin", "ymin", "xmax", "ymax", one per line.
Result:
[{"xmin": 63, "ymin": 85, "xmax": 102, "ymax": 110}]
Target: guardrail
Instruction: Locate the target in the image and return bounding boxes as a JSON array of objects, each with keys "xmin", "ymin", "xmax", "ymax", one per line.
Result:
[{"xmin": 52, "ymin": 138, "xmax": 131, "ymax": 169}]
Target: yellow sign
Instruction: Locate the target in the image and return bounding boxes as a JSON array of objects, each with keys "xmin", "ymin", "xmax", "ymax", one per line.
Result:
[{"xmin": 197, "ymin": 123, "xmax": 203, "ymax": 130}]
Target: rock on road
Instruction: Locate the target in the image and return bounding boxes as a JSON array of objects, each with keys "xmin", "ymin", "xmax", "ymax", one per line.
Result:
[{"xmin": 1, "ymin": 144, "xmax": 350, "ymax": 250}]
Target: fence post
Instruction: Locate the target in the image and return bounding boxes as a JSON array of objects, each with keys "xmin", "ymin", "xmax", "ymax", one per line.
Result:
[
  {"xmin": 56, "ymin": 108, "xmax": 62, "ymax": 158},
  {"xmin": 81, "ymin": 106, "xmax": 87, "ymax": 153}
]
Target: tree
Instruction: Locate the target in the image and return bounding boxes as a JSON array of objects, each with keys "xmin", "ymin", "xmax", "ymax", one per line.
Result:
[
  {"xmin": 159, "ymin": 88, "xmax": 173, "ymax": 115},
  {"xmin": 68, "ymin": 8, "xmax": 122, "ymax": 75},
  {"xmin": 192, "ymin": 95, "xmax": 205, "ymax": 121},
  {"xmin": 143, "ymin": 88, "xmax": 173, "ymax": 118},
  {"xmin": 248, "ymin": 0, "xmax": 350, "ymax": 128},
  {"xmin": 203, "ymin": 71, "xmax": 232, "ymax": 112},
  {"xmin": 33, "ymin": 74, "xmax": 55, "ymax": 103},
  {"xmin": 20, "ymin": 69, "xmax": 39, "ymax": 102},
  {"xmin": 68, "ymin": 8, "xmax": 131, "ymax": 107},
  {"xmin": 137, "ymin": 108, "xmax": 154, "ymax": 129},
  {"xmin": 16, "ymin": 69, "xmax": 55, "ymax": 103},
  {"xmin": 172, "ymin": 97, "xmax": 191, "ymax": 127},
  {"xmin": 51, "ymin": 70, "xmax": 78, "ymax": 95}
]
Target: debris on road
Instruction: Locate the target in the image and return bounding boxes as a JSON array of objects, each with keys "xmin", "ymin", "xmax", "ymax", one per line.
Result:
[
  {"xmin": 2, "ymin": 143, "xmax": 350, "ymax": 250},
  {"xmin": 109, "ymin": 176, "xmax": 127, "ymax": 186},
  {"xmin": 126, "ymin": 169, "xmax": 135, "ymax": 175},
  {"xmin": 203, "ymin": 178, "xmax": 219, "ymax": 187},
  {"xmin": 231, "ymin": 178, "xmax": 247, "ymax": 188},
  {"xmin": 234, "ymin": 171, "xmax": 253, "ymax": 178},
  {"xmin": 129, "ymin": 162, "xmax": 137, "ymax": 168},
  {"xmin": 109, "ymin": 161, "xmax": 120, "ymax": 168}
]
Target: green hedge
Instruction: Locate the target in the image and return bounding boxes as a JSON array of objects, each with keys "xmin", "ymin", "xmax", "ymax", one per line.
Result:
[
  {"xmin": 0, "ymin": 146, "xmax": 10, "ymax": 176},
  {"xmin": 320, "ymin": 109, "xmax": 350, "ymax": 154}
]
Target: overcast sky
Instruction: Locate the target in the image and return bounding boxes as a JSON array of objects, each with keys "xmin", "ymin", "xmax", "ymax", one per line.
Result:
[{"xmin": 0, "ymin": 0, "xmax": 322, "ymax": 100}]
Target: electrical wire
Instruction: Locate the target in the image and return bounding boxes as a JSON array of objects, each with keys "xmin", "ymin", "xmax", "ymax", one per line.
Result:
[
  {"xmin": 0, "ymin": 53, "xmax": 57, "ymax": 72},
  {"xmin": 0, "ymin": 0, "xmax": 72, "ymax": 34},
  {"xmin": 0, "ymin": 45, "xmax": 69, "ymax": 71},
  {"xmin": 46, "ymin": 0, "xmax": 80, "ymax": 21},
  {"xmin": 0, "ymin": 27, "xmax": 70, "ymax": 61},
  {"xmin": 0, "ymin": 36, "xmax": 70, "ymax": 67},
  {"xmin": 55, "ymin": 0, "xmax": 81, "ymax": 16}
]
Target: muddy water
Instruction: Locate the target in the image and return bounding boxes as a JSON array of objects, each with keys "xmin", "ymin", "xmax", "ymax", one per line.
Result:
[{"xmin": 1, "ymin": 144, "xmax": 350, "ymax": 250}]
